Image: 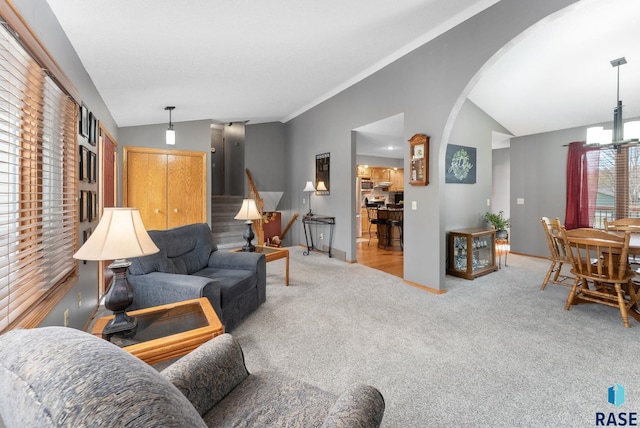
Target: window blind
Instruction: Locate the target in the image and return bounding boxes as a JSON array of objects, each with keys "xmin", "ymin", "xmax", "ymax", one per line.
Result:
[{"xmin": 0, "ymin": 23, "xmax": 76, "ymax": 331}]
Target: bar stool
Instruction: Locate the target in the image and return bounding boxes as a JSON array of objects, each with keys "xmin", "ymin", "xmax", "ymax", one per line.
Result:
[
  {"xmin": 366, "ymin": 203, "xmax": 386, "ymax": 246},
  {"xmin": 385, "ymin": 208, "xmax": 403, "ymax": 250}
]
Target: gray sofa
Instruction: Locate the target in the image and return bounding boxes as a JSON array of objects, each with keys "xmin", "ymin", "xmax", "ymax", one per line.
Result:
[
  {"xmin": 0, "ymin": 327, "xmax": 385, "ymax": 427},
  {"xmin": 127, "ymin": 223, "xmax": 266, "ymax": 332}
]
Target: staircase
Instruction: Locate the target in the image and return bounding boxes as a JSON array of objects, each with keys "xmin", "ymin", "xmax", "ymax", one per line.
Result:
[{"xmin": 211, "ymin": 195, "xmax": 247, "ymax": 250}]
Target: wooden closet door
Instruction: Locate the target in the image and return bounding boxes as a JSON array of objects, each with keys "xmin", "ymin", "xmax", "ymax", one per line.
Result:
[
  {"xmin": 125, "ymin": 151, "xmax": 168, "ymax": 230},
  {"xmin": 167, "ymin": 153, "xmax": 206, "ymax": 228}
]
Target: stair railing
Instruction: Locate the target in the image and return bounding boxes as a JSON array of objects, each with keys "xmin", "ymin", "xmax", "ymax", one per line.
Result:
[{"xmin": 245, "ymin": 168, "xmax": 265, "ymax": 245}]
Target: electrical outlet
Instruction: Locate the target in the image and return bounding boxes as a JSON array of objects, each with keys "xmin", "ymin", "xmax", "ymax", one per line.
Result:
[
  {"xmin": 78, "ymin": 292, "xmax": 82, "ymax": 308},
  {"xmin": 63, "ymin": 309, "xmax": 69, "ymax": 327}
]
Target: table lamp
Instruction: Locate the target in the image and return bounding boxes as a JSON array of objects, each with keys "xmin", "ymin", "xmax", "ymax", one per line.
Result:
[
  {"xmin": 303, "ymin": 181, "xmax": 316, "ymax": 215},
  {"xmin": 235, "ymin": 198, "xmax": 262, "ymax": 252},
  {"xmin": 73, "ymin": 208, "xmax": 159, "ymax": 338}
]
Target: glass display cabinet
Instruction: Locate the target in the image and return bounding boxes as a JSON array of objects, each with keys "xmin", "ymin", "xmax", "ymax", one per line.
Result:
[{"xmin": 447, "ymin": 228, "xmax": 497, "ymax": 279}]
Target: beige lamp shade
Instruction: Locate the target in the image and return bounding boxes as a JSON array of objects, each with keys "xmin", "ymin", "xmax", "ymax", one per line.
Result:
[
  {"xmin": 73, "ymin": 207, "xmax": 159, "ymax": 261},
  {"xmin": 316, "ymin": 181, "xmax": 327, "ymax": 191},
  {"xmin": 303, "ymin": 181, "xmax": 315, "ymax": 192},
  {"xmin": 234, "ymin": 199, "xmax": 262, "ymax": 221}
]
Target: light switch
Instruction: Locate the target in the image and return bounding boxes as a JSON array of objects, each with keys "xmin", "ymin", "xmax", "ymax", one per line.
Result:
[
  {"xmin": 412, "ymin": 201, "xmax": 417, "ymax": 210},
  {"xmin": 517, "ymin": 198, "xmax": 525, "ymax": 205}
]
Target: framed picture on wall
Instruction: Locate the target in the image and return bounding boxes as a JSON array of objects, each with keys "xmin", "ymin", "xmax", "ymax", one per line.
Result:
[
  {"xmin": 91, "ymin": 191, "xmax": 97, "ymax": 221},
  {"xmin": 88, "ymin": 112, "xmax": 95, "ymax": 145},
  {"xmin": 445, "ymin": 144, "xmax": 476, "ymax": 184},
  {"xmin": 79, "ymin": 103, "xmax": 89, "ymax": 137},
  {"xmin": 79, "ymin": 190, "xmax": 87, "ymax": 222},
  {"xmin": 79, "ymin": 146, "xmax": 89, "ymax": 181},
  {"xmin": 87, "ymin": 150, "xmax": 97, "ymax": 183}
]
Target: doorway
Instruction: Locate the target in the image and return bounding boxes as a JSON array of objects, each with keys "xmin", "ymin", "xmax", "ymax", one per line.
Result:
[
  {"xmin": 353, "ymin": 113, "xmax": 405, "ymax": 278},
  {"xmin": 211, "ymin": 122, "xmax": 245, "ymax": 196}
]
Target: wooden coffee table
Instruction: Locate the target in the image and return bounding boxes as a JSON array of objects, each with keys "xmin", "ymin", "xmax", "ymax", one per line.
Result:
[
  {"xmin": 231, "ymin": 245, "xmax": 289, "ymax": 285},
  {"xmin": 91, "ymin": 298, "xmax": 224, "ymax": 365}
]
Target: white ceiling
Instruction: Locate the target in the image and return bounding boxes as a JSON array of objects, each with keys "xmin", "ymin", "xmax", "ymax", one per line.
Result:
[
  {"xmin": 468, "ymin": 0, "xmax": 640, "ymax": 137},
  {"xmin": 45, "ymin": 0, "xmax": 640, "ymax": 149},
  {"xmin": 44, "ymin": 0, "xmax": 499, "ymax": 128}
]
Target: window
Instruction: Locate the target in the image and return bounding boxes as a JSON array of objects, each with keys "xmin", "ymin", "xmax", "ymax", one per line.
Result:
[
  {"xmin": 0, "ymin": 22, "xmax": 77, "ymax": 331},
  {"xmin": 594, "ymin": 146, "xmax": 640, "ymax": 228}
]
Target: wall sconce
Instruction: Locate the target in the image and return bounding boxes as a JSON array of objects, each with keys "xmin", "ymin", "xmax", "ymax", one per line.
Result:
[{"xmin": 165, "ymin": 106, "xmax": 175, "ymax": 145}]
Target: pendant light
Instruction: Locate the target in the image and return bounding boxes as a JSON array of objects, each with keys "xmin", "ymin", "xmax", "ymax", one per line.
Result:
[
  {"xmin": 586, "ymin": 58, "xmax": 640, "ymax": 148},
  {"xmin": 165, "ymin": 106, "xmax": 175, "ymax": 145}
]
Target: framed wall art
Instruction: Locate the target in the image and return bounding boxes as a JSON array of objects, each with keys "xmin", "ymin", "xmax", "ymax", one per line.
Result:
[
  {"xmin": 88, "ymin": 151, "xmax": 97, "ymax": 183},
  {"xmin": 79, "ymin": 190, "xmax": 87, "ymax": 222},
  {"xmin": 79, "ymin": 146, "xmax": 89, "ymax": 181},
  {"xmin": 445, "ymin": 144, "xmax": 476, "ymax": 184},
  {"xmin": 79, "ymin": 103, "xmax": 89, "ymax": 137}
]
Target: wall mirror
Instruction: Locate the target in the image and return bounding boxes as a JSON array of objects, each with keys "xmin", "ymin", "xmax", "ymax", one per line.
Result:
[{"xmin": 315, "ymin": 152, "xmax": 330, "ymax": 195}]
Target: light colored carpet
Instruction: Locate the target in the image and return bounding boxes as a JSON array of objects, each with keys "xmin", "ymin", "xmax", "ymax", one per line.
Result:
[{"xmin": 232, "ymin": 247, "xmax": 640, "ymax": 427}]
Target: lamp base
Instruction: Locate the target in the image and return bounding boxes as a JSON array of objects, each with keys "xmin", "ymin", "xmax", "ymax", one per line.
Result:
[
  {"xmin": 102, "ymin": 311, "xmax": 138, "ymax": 339},
  {"xmin": 103, "ymin": 260, "xmax": 137, "ymax": 338},
  {"xmin": 242, "ymin": 221, "xmax": 256, "ymax": 252}
]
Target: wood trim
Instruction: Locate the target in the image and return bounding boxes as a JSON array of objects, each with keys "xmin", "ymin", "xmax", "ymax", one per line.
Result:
[
  {"xmin": 403, "ymin": 279, "xmax": 447, "ymax": 295},
  {"xmin": 0, "ymin": 1, "xmax": 80, "ymax": 103},
  {"xmin": 6, "ymin": 274, "xmax": 79, "ymax": 331}
]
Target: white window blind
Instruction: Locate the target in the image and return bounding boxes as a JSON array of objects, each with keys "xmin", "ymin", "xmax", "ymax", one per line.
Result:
[{"xmin": 0, "ymin": 23, "xmax": 76, "ymax": 331}]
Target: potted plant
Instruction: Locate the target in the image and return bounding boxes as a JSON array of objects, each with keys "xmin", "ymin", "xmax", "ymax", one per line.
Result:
[{"xmin": 485, "ymin": 211, "xmax": 510, "ymax": 239}]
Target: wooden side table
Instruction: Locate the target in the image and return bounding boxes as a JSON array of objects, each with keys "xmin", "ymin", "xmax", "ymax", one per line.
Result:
[
  {"xmin": 91, "ymin": 298, "xmax": 224, "ymax": 365},
  {"xmin": 231, "ymin": 245, "xmax": 289, "ymax": 285}
]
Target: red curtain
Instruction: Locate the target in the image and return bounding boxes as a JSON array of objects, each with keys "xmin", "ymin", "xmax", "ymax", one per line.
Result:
[{"xmin": 565, "ymin": 141, "xmax": 599, "ymax": 229}]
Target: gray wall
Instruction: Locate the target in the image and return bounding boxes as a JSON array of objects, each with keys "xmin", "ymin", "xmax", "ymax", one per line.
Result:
[
  {"xmin": 492, "ymin": 148, "xmax": 511, "ymax": 221},
  {"xmin": 510, "ymin": 124, "xmax": 586, "ymax": 258},
  {"xmin": 246, "ymin": 122, "xmax": 286, "ymax": 192},
  {"xmin": 444, "ymin": 100, "xmax": 510, "ymax": 231},
  {"xmin": 284, "ymin": 0, "xmax": 577, "ymax": 290}
]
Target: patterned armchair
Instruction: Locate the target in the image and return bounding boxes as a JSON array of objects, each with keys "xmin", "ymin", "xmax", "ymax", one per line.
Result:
[{"xmin": 0, "ymin": 327, "xmax": 384, "ymax": 427}]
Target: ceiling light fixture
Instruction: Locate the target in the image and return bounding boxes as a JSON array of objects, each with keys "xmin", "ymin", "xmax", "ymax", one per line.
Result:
[
  {"xmin": 165, "ymin": 106, "xmax": 175, "ymax": 145},
  {"xmin": 586, "ymin": 57, "xmax": 640, "ymax": 148}
]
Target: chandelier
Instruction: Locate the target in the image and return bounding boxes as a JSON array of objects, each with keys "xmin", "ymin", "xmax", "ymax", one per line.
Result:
[{"xmin": 586, "ymin": 57, "xmax": 640, "ymax": 148}]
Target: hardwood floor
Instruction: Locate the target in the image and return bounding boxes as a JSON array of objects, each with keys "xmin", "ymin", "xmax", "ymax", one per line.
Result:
[{"xmin": 356, "ymin": 232, "xmax": 403, "ymax": 278}]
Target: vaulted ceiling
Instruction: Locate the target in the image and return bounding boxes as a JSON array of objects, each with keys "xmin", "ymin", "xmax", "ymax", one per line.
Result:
[{"xmin": 45, "ymin": 0, "xmax": 640, "ymax": 151}]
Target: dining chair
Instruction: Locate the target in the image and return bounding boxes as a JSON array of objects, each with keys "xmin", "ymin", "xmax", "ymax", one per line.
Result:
[
  {"xmin": 604, "ymin": 217, "xmax": 640, "ymax": 233},
  {"xmin": 561, "ymin": 227, "xmax": 639, "ymax": 328},
  {"xmin": 604, "ymin": 218, "xmax": 640, "ymax": 268},
  {"xmin": 366, "ymin": 203, "xmax": 385, "ymax": 246},
  {"xmin": 540, "ymin": 217, "xmax": 573, "ymax": 290}
]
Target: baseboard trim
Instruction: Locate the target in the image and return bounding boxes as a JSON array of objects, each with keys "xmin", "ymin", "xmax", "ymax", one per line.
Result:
[{"xmin": 403, "ymin": 279, "xmax": 447, "ymax": 295}]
